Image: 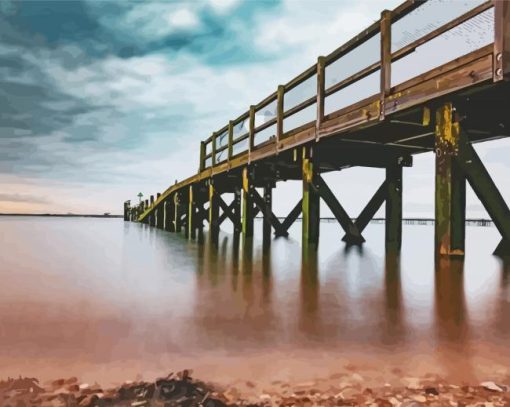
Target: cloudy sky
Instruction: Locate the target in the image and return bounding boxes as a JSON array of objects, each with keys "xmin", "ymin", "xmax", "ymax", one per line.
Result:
[{"xmin": 0, "ymin": 0, "xmax": 508, "ymax": 217}]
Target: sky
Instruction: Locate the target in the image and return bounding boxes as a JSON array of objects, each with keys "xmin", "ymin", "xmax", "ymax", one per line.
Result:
[{"xmin": 0, "ymin": 0, "xmax": 508, "ymax": 217}]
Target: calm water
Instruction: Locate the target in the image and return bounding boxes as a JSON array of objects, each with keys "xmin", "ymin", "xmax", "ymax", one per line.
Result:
[{"xmin": 0, "ymin": 216, "xmax": 509, "ymax": 385}]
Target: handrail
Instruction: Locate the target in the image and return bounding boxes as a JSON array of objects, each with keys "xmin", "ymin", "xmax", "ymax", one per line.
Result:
[
  {"xmin": 391, "ymin": 1, "xmax": 493, "ymax": 62},
  {"xmin": 198, "ymin": 0, "xmax": 495, "ymax": 172}
]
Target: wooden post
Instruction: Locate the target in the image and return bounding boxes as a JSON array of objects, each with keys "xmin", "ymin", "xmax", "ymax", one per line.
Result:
[
  {"xmin": 316, "ymin": 56, "xmax": 326, "ymax": 137},
  {"xmin": 263, "ymin": 184, "xmax": 273, "ymax": 249},
  {"xmin": 149, "ymin": 195, "xmax": 155, "ymax": 226},
  {"xmin": 494, "ymin": 0, "xmax": 510, "ymax": 81},
  {"xmin": 228, "ymin": 120, "xmax": 234, "ymax": 161},
  {"xmin": 199, "ymin": 141, "xmax": 206, "ymax": 171},
  {"xmin": 242, "ymin": 167, "xmax": 254, "ymax": 243},
  {"xmin": 164, "ymin": 199, "xmax": 175, "ymax": 232},
  {"xmin": 276, "ymin": 85, "xmax": 284, "ymax": 145},
  {"xmin": 233, "ymin": 186, "xmax": 242, "ymax": 244},
  {"xmin": 380, "ymin": 9, "xmax": 391, "ymax": 120},
  {"xmin": 248, "ymin": 105, "xmax": 255, "ymax": 158},
  {"xmin": 435, "ymin": 102, "xmax": 466, "ymax": 257},
  {"xmin": 209, "ymin": 181, "xmax": 220, "ymax": 244},
  {"xmin": 302, "ymin": 146, "xmax": 320, "ymax": 248},
  {"xmin": 211, "ymin": 133, "xmax": 217, "ymax": 167},
  {"xmin": 174, "ymin": 193, "xmax": 182, "ymax": 233},
  {"xmin": 386, "ymin": 164, "xmax": 403, "ymax": 254},
  {"xmin": 123, "ymin": 201, "xmax": 129, "ymax": 221},
  {"xmin": 188, "ymin": 184, "xmax": 196, "ymax": 240}
]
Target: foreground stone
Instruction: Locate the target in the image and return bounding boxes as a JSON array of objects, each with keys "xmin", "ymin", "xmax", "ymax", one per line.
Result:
[{"xmin": 1, "ymin": 371, "xmax": 509, "ymax": 406}]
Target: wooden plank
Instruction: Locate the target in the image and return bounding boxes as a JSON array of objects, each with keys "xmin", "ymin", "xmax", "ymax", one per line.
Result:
[{"xmin": 386, "ymin": 54, "xmax": 493, "ymax": 116}]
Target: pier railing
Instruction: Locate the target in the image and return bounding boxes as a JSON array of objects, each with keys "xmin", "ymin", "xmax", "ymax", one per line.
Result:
[{"xmin": 200, "ymin": 0, "xmax": 498, "ymax": 172}]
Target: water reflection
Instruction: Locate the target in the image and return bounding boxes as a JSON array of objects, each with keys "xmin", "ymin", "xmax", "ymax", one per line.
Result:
[{"xmin": 1, "ymin": 218, "xmax": 510, "ymax": 383}]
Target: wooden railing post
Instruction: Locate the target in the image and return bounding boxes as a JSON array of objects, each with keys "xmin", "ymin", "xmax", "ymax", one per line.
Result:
[
  {"xmin": 276, "ymin": 85, "xmax": 284, "ymax": 147},
  {"xmin": 199, "ymin": 141, "xmax": 206, "ymax": 172},
  {"xmin": 211, "ymin": 132, "xmax": 217, "ymax": 166},
  {"xmin": 316, "ymin": 56, "xmax": 326, "ymax": 139},
  {"xmin": 228, "ymin": 120, "xmax": 234, "ymax": 161},
  {"xmin": 380, "ymin": 9, "xmax": 391, "ymax": 120},
  {"xmin": 248, "ymin": 105, "xmax": 255, "ymax": 161},
  {"xmin": 494, "ymin": 0, "xmax": 510, "ymax": 81}
]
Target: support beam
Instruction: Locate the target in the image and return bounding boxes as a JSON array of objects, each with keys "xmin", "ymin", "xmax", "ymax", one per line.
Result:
[
  {"xmin": 209, "ymin": 182, "xmax": 220, "ymax": 244},
  {"xmin": 342, "ymin": 181, "xmax": 387, "ymax": 242},
  {"xmin": 456, "ymin": 129, "xmax": 510, "ymax": 256},
  {"xmin": 435, "ymin": 103, "xmax": 466, "ymax": 257},
  {"xmin": 164, "ymin": 199, "xmax": 175, "ymax": 232},
  {"xmin": 174, "ymin": 193, "xmax": 183, "ymax": 233},
  {"xmin": 386, "ymin": 165, "xmax": 403, "ymax": 254},
  {"xmin": 302, "ymin": 147, "xmax": 320, "ymax": 248},
  {"xmin": 276, "ymin": 199, "xmax": 302, "ymax": 237},
  {"xmin": 262, "ymin": 185, "xmax": 272, "ymax": 248},
  {"xmin": 313, "ymin": 174, "xmax": 364, "ymax": 244},
  {"xmin": 242, "ymin": 167, "xmax": 255, "ymax": 243},
  {"xmin": 233, "ymin": 187, "xmax": 242, "ymax": 243},
  {"xmin": 156, "ymin": 204, "xmax": 164, "ymax": 229},
  {"xmin": 123, "ymin": 201, "xmax": 130, "ymax": 221},
  {"xmin": 251, "ymin": 188, "xmax": 285, "ymax": 237}
]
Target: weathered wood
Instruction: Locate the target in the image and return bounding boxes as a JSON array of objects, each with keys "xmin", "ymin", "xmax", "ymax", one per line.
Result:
[
  {"xmin": 200, "ymin": 141, "xmax": 206, "ymax": 171},
  {"xmin": 302, "ymin": 147, "xmax": 320, "ymax": 247},
  {"xmin": 276, "ymin": 85, "xmax": 284, "ymax": 144},
  {"xmin": 276, "ymin": 199, "xmax": 302, "ymax": 237},
  {"xmin": 249, "ymin": 106, "xmax": 255, "ymax": 155},
  {"xmin": 228, "ymin": 121, "xmax": 234, "ymax": 161},
  {"xmin": 313, "ymin": 174, "xmax": 364, "ymax": 245},
  {"xmin": 209, "ymin": 182, "xmax": 220, "ymax": 244},
  {"xmin": 316, "ymin": 56, "xmax": 326, "ymax": 134},
  {"xmin": 386, "ymin": 165, "xmax": 403, "ymax": 254},
  {"xmin": 495, "ymin": 0, "xmax": 510, "ymax": 81},
  {"xmin": 164, "ymin": 199, "xmax": 175, "ymax": 232},
  {"xmin": 233, "ymin": 187, "xmax": 242, "ymax": 244},
  {"xmin": 435, "ymin": 103, "xmax": 466, "ymax": 257},
  {"xmin": 455, "ymin": 129, "xmax": 510, "ymax": 256},
  {"xmin": 156, "ymin": 204, "xmax": 164, "ymax": 229},
  {"xmin": 380, "ymin": 9, "xmax": 391, "ymax": 120},
  {"xmin": 174, "ymin": 193, "xmax": 183, "ymax": 233},
  {"xmin": 211, "ymin": 132, "xmax": 217, "ymax": 166},
  {"xmin": 242, "ymin": 167, "xmax": 254, "ymax": 243},
  {"xmin": 263, "ymin": 185, "xmax": 272, "ymax": 248},
  {"xmin": 342, "ymin": 180, "xmax": 387, "ymax": 241}
]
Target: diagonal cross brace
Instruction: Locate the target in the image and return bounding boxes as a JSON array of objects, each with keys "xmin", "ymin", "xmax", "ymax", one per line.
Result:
[
  {"xmin": 215, "ymin": 191, "xmax": 242, "ymax": 232},
  {"xmin": 312, "ymin": 174, "xmax": 365, "ymax": 244},
  {"xmin": 251, "ymin": 188, "xmax": 287, "ymax": 236},
  {"xmin": 456, "ymin": 129, "xmax": 510, "ymax": 256},
  {"xmin": 342, "ymin": 180, "xmax": 387, "ymax": 242},
  {"xmin": 276, "ymin": 199, "xmax": 302, "ymax": 237}
]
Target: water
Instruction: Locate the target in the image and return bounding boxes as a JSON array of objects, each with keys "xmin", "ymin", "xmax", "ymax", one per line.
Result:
[{"xmin": 0, "ymin": 216, "xmax": 509, "ymax": 386}]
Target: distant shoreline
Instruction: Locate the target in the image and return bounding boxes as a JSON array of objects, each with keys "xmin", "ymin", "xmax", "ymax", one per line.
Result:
[{"xmin": 0, "ymin": 213, "xmax": 122, "ymax": 218}]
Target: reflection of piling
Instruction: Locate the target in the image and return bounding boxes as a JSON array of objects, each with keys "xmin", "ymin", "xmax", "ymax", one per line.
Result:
[
  {"xmin": 434, "ymin": 257, "xmax": 468, "ymax": 342},
  {"xmin": 382, "ymin": 253, "xmax": 405, "ymax": 343},
  {"xmin": 299, "ymin": 248, "xmax": 320, "ymax": 336}
]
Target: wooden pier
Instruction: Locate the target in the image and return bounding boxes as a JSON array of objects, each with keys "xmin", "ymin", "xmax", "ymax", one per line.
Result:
[{"xmin": 124, "ymin": 0, "xmax": 510, "ymax": 258}]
